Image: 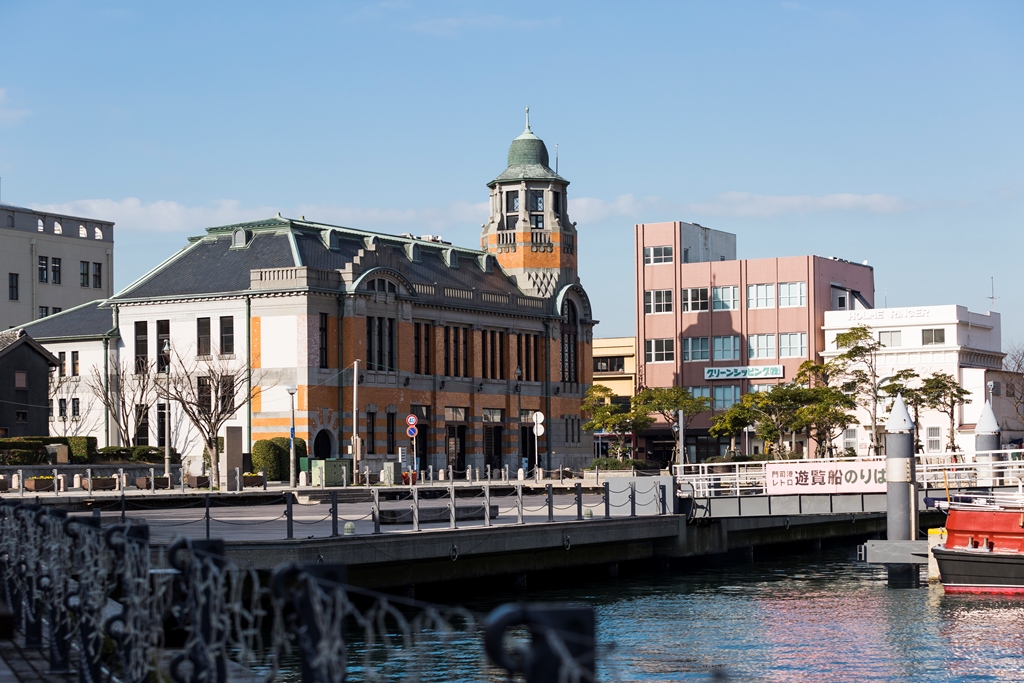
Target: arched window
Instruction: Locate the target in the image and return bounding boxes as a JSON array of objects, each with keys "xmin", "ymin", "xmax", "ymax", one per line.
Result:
[
  {"xmin": 560, "ymin": 300, "xmax": 579, "ymax": 383},
  {"xmin": 366, "ymin": 277, "xmax": 397, "ymax": 294},
  {"xmin": 53, "ymin": 221, "xmax": 62, "ymax": 235},
  {"xmin": 94, "ymin": 227, "xmax": 103, "ymax": 240},
  {"xmin": 78, "ymin": 224, "xmax": 87, "ymax": 238},
  {"xmin": 37, "ymin": 219, "xmax": 44, "ymax": 232}
]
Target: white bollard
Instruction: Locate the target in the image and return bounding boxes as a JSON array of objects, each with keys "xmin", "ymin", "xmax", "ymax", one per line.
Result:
[
  {"xmin": 298, "ymin": 471, "xmax": 309, "ymax": 487},
  {"xmin": 57, "ymin": 474, "xmax": 67, "ymax": 492},
  {"xmin": 438, "ymin": 469, "xmax": 445, "ymax": 482},
  {"xmin": 517, "ymin": 468, "xmax": 525, "ymax": 481},
  {"xmin": 73, "ymin": 474, "xmax": 82, "ymax": 489},
  {"xmin": 10, "ymin": 474, "xmax": 19, "ymax": 489}
]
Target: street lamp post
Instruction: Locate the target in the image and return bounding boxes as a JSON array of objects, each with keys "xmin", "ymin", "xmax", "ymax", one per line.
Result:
[
  {"xmin": 286, "ymin": 385, "xmax": 297, "ymax": 488},
  {"xmin": 514, "ymin": 365, "xmax": 522, "ymax": 473},
  {"xmin": 162, "ymin": 339, "xmax": 171, "ymax": 477}
]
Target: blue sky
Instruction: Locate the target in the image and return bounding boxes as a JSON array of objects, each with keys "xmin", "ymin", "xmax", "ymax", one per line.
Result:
[{"xmin": 1, "ymin": 1, "xmax": 1022, "ymax": 342}]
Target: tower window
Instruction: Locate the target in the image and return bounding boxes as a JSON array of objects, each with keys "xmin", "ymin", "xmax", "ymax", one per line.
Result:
[
  {"xmin": 506, "ymin": 192, "xmax": 519, "ymax": 212},
  {"xmin": 530, "ymin": 215, "xmax": 544, "ymax": 229},
  {"xmin": 552, "ymin": 192, "xmax": 561, "ymax": 214},
  {"xmin": 528, "ymin": 190, "xmax": 544, "ymax": 211}
]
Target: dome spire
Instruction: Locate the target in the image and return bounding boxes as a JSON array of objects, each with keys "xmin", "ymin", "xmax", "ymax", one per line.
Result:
[{"xmin": 525, "ymin": 105, "xmax": 531, "ymax": 133}]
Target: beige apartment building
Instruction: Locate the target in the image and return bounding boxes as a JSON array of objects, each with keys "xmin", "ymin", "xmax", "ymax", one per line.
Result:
[
  {"xmin": 592, "ymin": 336, "xmax": 637, "ymax": 457},
  {"xmin": 1, "ymin": 202, "xmax": 114, "ymax": 329},
  {"xmin": 634, "ymin": 220, "xmax": 875, "ymax": 463}
]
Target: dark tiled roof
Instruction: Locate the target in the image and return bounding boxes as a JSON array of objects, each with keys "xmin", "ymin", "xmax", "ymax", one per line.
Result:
[
  {"xmin": 18, "ymin": 301, "xmax": 114, "ymax": 340},
  {"xmin": 0, "ymin": 328, "xmax": 60, "ymax": 364},
  {"xmin": 117, "ymin": 232, "xmax": 295, "ymax": 299},
  {"xmin": 0, "ymin": 329, "xmax": 22, "ymax": 353}
]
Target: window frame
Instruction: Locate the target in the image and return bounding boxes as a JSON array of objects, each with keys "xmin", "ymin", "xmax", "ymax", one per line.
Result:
[
  {"xmin": 643, "ymin": 289, "xmax": 673, "ymax": 314},
  {"xmin": 712, "ymin": 286, "xmax": 739, "ymax": 311},
  {"xmin": 778, "ymin": 281, "xmax": 806, "ymax": 308},
  {"xmin": 681, "ymin": 287, "xmax": 709, "ymax": 312},
  {"xmin": 682, "ymin": 336, "xmax": 710, "ymax": 362},
  {"xmin": 748, "ymin": 334, "xmax": 776, "ymax": 359},
  {"xmin": 644, "ymin": 338, "xmax": 675, "ymax": 363},
  {"xmin": 746, "ymin": 283, "xmax": 776, "ymax": 309},
  {"xmin": 643, "ymin": 245, "xmax": 674, "ymax": 265},
  {"xmin": 922, "ymin": 328, "xmax": 945, "ymax": 346},
  {"xmin": 779, "ymin": 332, "xmax": 808, "ymax": 358},
  {"xmin": 713, "ymin": 335, "xmax": 740, "ymax": 361}
]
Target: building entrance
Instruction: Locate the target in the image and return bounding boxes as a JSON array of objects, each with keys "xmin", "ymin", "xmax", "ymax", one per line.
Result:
[
  {"xmin": 446, "ymin": 424, "xmax": 466, "ymax": 473},
  {"xmin": 313, "ymin": 430, "xmax": 332, "ymax": 458}
]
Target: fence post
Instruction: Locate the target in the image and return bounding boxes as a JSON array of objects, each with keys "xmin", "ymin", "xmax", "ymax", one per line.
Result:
[
  {"xmin": 630, "ymin": 481, "xmax": 636, "ymax": 518},
  {"xmin": 342, "ymin": 466, "xmax": 348, "ymax": 488},
  {"xmin": 504, "ymin": 464, "xmax": 509, "ymax": 483},
  {"xmin": 150, "ymin": 467, "xmax": 156, "ymax": 493},
  {"xmin": 560, "ymin": 466, "xmax": 564, "ymax": 484},
  {"xmin": 205, "ymin": 493, "xmax": 211, "ymax": 540},
  {"xmin": 372, "ymin": 487, "xmax": 381, "ymax": 535},
  {"xmin": 53, "ymin": 468, "xmax": 59, "ymax": 496},
  {"xmin": 412, "ymin": 486, "xmax": 420, "ymax": 532},
  {"xmin": 576, "ymin": 482, "xmax": 583, "ymax": 520},
  {"xmin": 18, "ymin": 468, "xmax": 23, "ymax": 497},
  {"xmin": 660, "ymin": 484, "xmax": 667, "ymax": 515},
  {"xmin": 331, "ymin": 490, "xmax": 339, "ymax": 537},
  {"xmin": 546, "ymin": 484, "xmax": 554, "ymax": 523},
  {"xmin": 517, "ymin": 484, "xmax": 524, "ymax": 524},
  {"xmin": 262, "ymin": 468, "xmax": 267, "ymax": 491},
  {"xmin": 596, "ymin": 464, "xmax": 600, "ymax": 486},
  {"xmin": 237, "ymin": 466, "xmax": 242, "ymax": 492},
  {"xmin": 486, "ymin": 464, "xmax": 491, "ymax": 482},
  {"xmin": 87, "ymin": 467, "xmax": 92, "ymax": 494},
  {"xmin": 121, "ymin": 478, "xmax": 127, "ymax": 523},
  {"xmin": 449, "ymin": 484, "xmax": 457, "ymax": 529},
  {"xmin": 448, "ymin": 465, "xmax": 453, "ymax": 483},
  {"xmin": 181, "ymin": 467, "xmax": 186, "ymax": 492},
  {"xmin": 484, "ymin": 484, "xmax": 491, "ymax": 527},
  {"xmin": 286, "ymin": 492, "xmax": 294, "ymax": 539},
  {"xmin": 428, "ymin": 465, "xmax": 433, "ymax": 483},
  {"xmin": 604, "ymin": 481, "xmax": 610, "ymax": 519}
]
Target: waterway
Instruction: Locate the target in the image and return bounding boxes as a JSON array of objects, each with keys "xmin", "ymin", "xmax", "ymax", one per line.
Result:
[{"xmin": 274, "ymin": 543, "xmax": 1024, "ymax": 682}]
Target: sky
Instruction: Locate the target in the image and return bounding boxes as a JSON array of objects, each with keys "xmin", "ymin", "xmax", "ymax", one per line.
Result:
[{"xmin": 1, "ymin": 1, "xmax": 1022, "ymax": 343}]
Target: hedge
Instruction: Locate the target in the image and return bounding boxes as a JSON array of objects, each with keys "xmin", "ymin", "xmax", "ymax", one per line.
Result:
[
  {"xmin": 97, "ymin": 446, "xmax": 133, "ymax": 461},
  {"xmin": 0, "ymin": 436, "xmax": 96, "ymax": 463},
  {"xmin": 589, "ymin": 457, "xmax": 659, "ymax": 471},
  {"xmin": 1, "ymin": 449, "xmax": 45, "ymax": 466},
  {"xmin": 66, "ymin": 436, "xmax": 98, "ymax": 461},
  {"xmin": 252, "ymin": 439, "xmax": 285, "ymax": 480},
  {"xmin": 0, "ymin": 439, "xmax": 47, "ymax": 456}
]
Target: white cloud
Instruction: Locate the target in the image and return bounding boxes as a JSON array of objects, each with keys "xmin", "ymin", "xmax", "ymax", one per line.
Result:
[
  {"xmin": 0, "ymin": 88, "xmax": 31, "ymax": 125},
  {"xmin": 568, "ymin": 194, "xmax": 666, "ymax": 223},
  {"xmin": 30, "ymin": 197, "xmax": 490, "ymax": 236},
  {"xmin": 687, "ymin": 191, "xmax": 910, "ymax": 217}
]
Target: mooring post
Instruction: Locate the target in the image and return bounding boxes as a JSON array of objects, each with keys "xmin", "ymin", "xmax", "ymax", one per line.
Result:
[
  {"xmin": 885, "ymin": 394, "xmax": 919, "ymax": 588},
  {"xmin": 286, "ymin": 492, "xmax": 294, "ymax": 540},
  {"xmin": 412, "ymin": 486, "xmax": 420, "ymax": 532},
  {"xmin": 660, "ymin": 484, "xmax": 668, "ymax": 515},
  {"xmin": 484, "ymin": 484, "xmax": 491, "ymax": 527},
  {"xmin": 604, "ymin": 481, "xmax": 610, "ymax": 519},
  {"xmin": 576, "ymin": 482, "xmax": 583, "ymax": 520},
  {"xmin": 630, "ymin": 481, "xmax": 636, "ymax": 517},
  {"xmin": 331, "ymin": 490, "xmax": 339, "ymax": 537},
  {"xmin": 449, "ymin": 484, "xmax": 457, "ymax": 529},
  {"xmin": 517, "ymin": 484, "xmax": 524, "ymax": 524},
  {"xmin": 205, "ymin": 493, "xmax": 211, "ymax": 540},
  {"xmin": 372, "ymin": 487, "xmax": 381, "ymax": 534},
  {"xmin": 546, "ymin": 484, "xmax": 554, "ymax": 522}
]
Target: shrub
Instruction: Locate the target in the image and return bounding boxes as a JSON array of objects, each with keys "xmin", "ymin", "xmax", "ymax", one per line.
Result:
[
  {"xmin": 270, "ymin": 437, "xmax": 306, "ymax": 478},
  {"xmin": 589, "ymin": 457, "xmax": 655, "ymax": 471},
  {"xmin": 2, "ymin": 449, "xmax": 43, "ymax": 466},
  {"xmin": 66, "ymin": 436, "xmax": 97, "ymax": 461},
  {"xmin": 97, "ymin": 446, "xmax": 133, "ymax": 461},
  {"xmin": 252, "ymin": 439, "xmax": 285, "ymax": 480},
  {"xmin": 0, "ymin": 439, "xmax": 47, "ymax": 459},
  {"xmin": 131, "ymin": 446, "xmax": 164, "ymax": 463}
]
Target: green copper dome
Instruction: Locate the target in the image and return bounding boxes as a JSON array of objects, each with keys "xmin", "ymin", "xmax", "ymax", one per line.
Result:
[{"xmin": 489, "ymin": 109, "xmax": 568, "ymax": 187}]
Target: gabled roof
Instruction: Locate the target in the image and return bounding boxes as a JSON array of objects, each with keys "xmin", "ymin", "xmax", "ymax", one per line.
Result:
[
  {"xmin": 0, "ymin": 329, "xmax": 60, "ymax": 365},
  {"xmin": 18, "ymin": 300, "xmax": 115, "ymax": 341}
]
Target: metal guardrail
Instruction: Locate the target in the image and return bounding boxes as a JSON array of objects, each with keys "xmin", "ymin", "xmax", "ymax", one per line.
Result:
[{"xmin": 674, "ymin": 450, "xmax": 1024, "ymax": 498}]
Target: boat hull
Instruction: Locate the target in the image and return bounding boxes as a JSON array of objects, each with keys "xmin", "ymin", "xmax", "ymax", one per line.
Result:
[{"xmin": 933, "ymin": 546, "xmax": 1024, "ymax": 594}]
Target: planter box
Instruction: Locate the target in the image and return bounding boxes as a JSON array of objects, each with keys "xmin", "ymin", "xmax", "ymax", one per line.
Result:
[
  {"xmin": 135, "ymin": 476, "xmax": 172, "ymax": 490},
  {"xmin": 89, "ymin": 477, "xmax": 117, "ymax": 491},
  {"xmin": 0, "ymin": 479, "xmax": 8, "ymax": 492},
  {"xmin": 187, "ymin": 475, "xmax": 210, "ymax": 489},
  {"xmin": 24, "ymin": 478, "xmax": 54, "ymax": 492},
  {"xmin": 242, "ymin": 475, "xmax": 265, "ymax": 488}
]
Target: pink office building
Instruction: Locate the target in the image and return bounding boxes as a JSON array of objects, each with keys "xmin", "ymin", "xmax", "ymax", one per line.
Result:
[{"xmin": 634, "ymin": 221, "xmax": 875, "ymax": 462}]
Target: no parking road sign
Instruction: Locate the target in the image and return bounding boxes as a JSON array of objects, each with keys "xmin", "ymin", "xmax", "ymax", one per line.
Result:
[{"xmin": 406, "ymin": 425, "xmax": 418, "ymax": 438}]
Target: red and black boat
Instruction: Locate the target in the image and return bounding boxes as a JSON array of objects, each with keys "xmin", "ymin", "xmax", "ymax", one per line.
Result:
[{"xmin": 932, "ymin": 494, "xmax": 1024, "ymax": 594}]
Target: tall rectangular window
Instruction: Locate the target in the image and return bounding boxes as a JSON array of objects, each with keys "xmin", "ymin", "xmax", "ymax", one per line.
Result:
[
  {"xmin": 682, "ymin": 337, "xmax": 710, "ymax": 362},
  {"xmin": 7, "ymin": 273, "xmax": 17, "ymax": 301},
  {"xmin": 713, "ymin": 385, "xmax": 740, "ymax": 410},
  {"xmin": 157, "ymin": 320, "xmax": 170, "ymax": 372},
  {"xmin": 843, "ymin": 428, "xmax": 857, "ymax": 451},
  {"xmin": 134, "ymin": 321, "xmax": 148, "ymax": 374},
  {"xmin": 71, "ymin": 351, "xmax": 79, "ymax": 376},
  {"xmin": 922, "ymin": 328, "xmax": 945, "ymax": 346},
  {"xmin": 687, "ymin": 386, "xmax": 711, "ymax": 400},
  {"xmin": 643, "ymin": 246, "xmax": 674, "ymax": 264},
  {"xmin": 552, "ymin": 191, "xmax": 561, "ymax": 214},
  {"xmin": 80, "ymin": 261, "xmax": 90, "ymax": 287},
  {"xmin": 387, "ymin": 412, "xmax": 396, "ymax": 454},
  {"xmin": 748, "ymin": 334, "xmax": 776, "ymax": 359},
  {"xmin": 51, "ymin": 258, "xmax": 61, "ymax": 285},
  {"xmin": 712, "ymin": 286, "xmax": 738, "ymax": 310},
  {"xmin": 643, "ymin": 289, "xmax": 673, "ymax": 314},
  {"xmin": 878, "ymin": 330, "xmax": 901, "ymax": 347},
  {"xmin": 506, "ymin": 191, "xmax": 519, "ymax": 212},
  {"xmin": 134, "ymin": 404, "xmax": 150, "ymax": 446},
  {"xmin": 197, "ymin": 317, "xmax": 211, "ymax": 356},
  {"xmin": 220, "ymin": 316, "xmax": 234, "ymax": 355},
  {"xmin": 414, "ymin": 322, "xmax": 432, "ymax": 375},
  {"xmin": 367, "ymin": 411, "xmax": 376, "ymax": 455},
  {"xmin": 746, "ymin": 284, "xmax": 775, "ymax": 309},
  {"xmin": 38, "ymin": 306, "xmax": 49, "ymax": 318},
  {"xmin": 528, "ymin": 189, "xmax": 544, "ymax": 211},
  {"xmin": 318, "ymin": 313, "xmax": 328, "ymax": 368},
  {"xmin": 71, "ymin": 397, "xmax": 80, "ymax": 418},
  {"xmin": 38, "ymin": 256, "xmax": 48, "ymax": 283},
  {"xmin": 92, "ymin": 262, "xmax": 102, "ymax": 289},
  {"xmin": 59, "ymin": 398, "xmax": 67, "ymax": 417},
  {"xmin": 778, "ymin": 282, "xmax": 806, "ymax": 307},
  {"xmin": 927, "ymin": 426, "xmax": 942, "ymax": 452},
  {"xmin": 779, "ymin": 332, "xmax": 807, "ymax": 358},
  {"xmin": 713, "ymin": 335, "xmax": 740, "ymax": 361},
  {"xmin": 681, "ymin": 288, "xmax": 709, "ymax": 312},
  {"xmin": 197, "ymin": 377, "xmax": 212, "ymax": 417},
  {"xmin": 58, "ymin": 351, "xmax": 66, "ymax": 377},
  {"xmin": 644, "ymin": 338, "xmax": 675, "ymax": 363}
]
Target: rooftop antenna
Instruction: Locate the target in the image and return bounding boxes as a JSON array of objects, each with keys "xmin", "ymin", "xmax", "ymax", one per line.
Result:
[
  {"xmin": 988, "ymin": 276, "xmax": 998, "ymax": 312},
  {"xmin": 555, "ymin": 143, "xmax": 559, "ymax": 174},
  {"xmin": 524, "ymin": 105, "xmax": 531, "ymax": 132}
]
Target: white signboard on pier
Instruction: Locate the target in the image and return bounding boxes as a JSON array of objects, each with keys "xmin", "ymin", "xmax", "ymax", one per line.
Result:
[{"xmin": 766, "ymin": 461, "xmax": 887, "ymax": 495}]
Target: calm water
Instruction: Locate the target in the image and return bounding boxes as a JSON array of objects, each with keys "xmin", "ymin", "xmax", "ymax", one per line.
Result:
[{"xmin": 271, "ymin": 545, "xmax": 1024, "ymax": 682}]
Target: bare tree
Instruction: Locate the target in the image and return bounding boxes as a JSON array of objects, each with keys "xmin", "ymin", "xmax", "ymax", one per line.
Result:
[
  {"xmin": 1003, "ymin": 343, "xmax": 1024, "ymax": 432},
  {"xmin": 85, "ymin": 360, "xmax": 158, "ymax": 448},
  {"xmin": 165, "ymin": 351, "xmax": 259, "ymax": 489},
  {"xmin": 49, "ymin": 372, "xmax": 102, "ymax": 438},
  {"xmin": 834, "ymin": 326, "xmax": 887, "ymax": 455}
]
